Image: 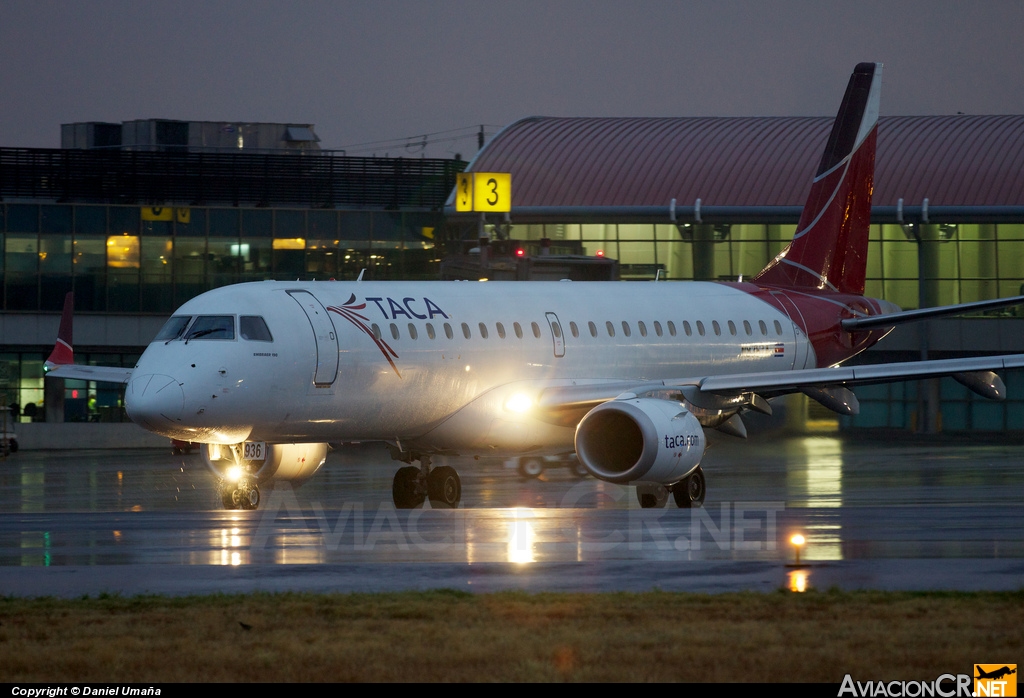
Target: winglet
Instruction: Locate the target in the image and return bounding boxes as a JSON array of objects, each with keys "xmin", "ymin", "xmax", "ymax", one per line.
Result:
[
  {"xmin": 754, "ymin": 62, "xmax": 882, "ymax": 295},
  {"xmin": 44, "ymin": 292, "xmax": 75, "ymax": 371}
]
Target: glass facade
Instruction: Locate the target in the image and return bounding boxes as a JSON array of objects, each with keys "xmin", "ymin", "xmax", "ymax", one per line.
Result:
[
  {"xmin": 1, "ymin": 204, "xmax": 444, "ymax": 312},
  {"xmin": 505, "ymin": 222, "xmax": 1024, "ymax": 311}
]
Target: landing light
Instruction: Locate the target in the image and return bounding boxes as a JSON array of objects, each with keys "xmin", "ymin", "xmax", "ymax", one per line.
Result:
[
  {"xmin": 225, "ymin": 465, "xmax": 244, "ymax": 483},
  {"xmin": 505, "ymin": 393, "xmax": 533, "ymax": 414}
]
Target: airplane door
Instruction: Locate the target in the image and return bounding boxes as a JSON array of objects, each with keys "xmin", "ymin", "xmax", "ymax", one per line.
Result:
[
  {"xmin": 288, "ymin": 290, "xmax": 339, "ymax": 386},
  {"xmin": 769, "ymin": 291, "xmax": 810, "ymax": 370},
  {"xmin": 545, "ymin": 312, "xmax": 566, "ymax": 358}
]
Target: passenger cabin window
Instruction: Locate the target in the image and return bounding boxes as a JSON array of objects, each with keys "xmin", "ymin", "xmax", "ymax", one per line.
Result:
[
  {"xmin": 408, "ymin": 323, "xmax": 418, "ymax": 340},
  {"xmin": 712, "ymin": 321, "xmax": 722, "ymax": 336},
  {"xmin": 155, "ymin": 316, "xmax": 192, "ymax": 341},
  {"xmin": 728, "ymin": 320, "xmax": 737, "ymax": 336},
  {"xmin": 444, "ymin": 323, "xmax": 454, "ymax": 339},
  {"xmin": 186, "ymin": 315, "xmax": 234, "ymax": 340},
  {"xmin": 589, "ymin": 321, "xmax": 597, "ymax": 337},
  {"xmin": 372, "ymin": 323, "xmax": 382, "ymax": 340},
  {"xmin": 390, "ymin": 324, "xmax": 400, "ymax": 340},
  {"xmin": 621, "ymin": 321, "xmax": 631, "ymax": 337},
  {"xmin": 606, "ymin": 321, "xmax": 615, "ymax": 337},
  {"xmin": 426, "ymin": 323, "xmax": 436, "ymax": 340},
  {"xmin": 531, "ymin": 322, "xmax": 541, "ymax": 338},
  {"xmin": 240, "ymin": 316, "xmax": 273, "ymax": 342},
  {"xmin": 478, "ymin": 322, "xmax": 489, "ymax": 339},
  {"xmin": 462, "ymin": 323, "xmax": 471, "ymax": 339},
  {"xmin": 653, "ymin": 321, "xmax": 663, "ymax": 337},
  {"xmin": 514, "ymin": 322, "xmax": 523, "ymax": 339},
  {"xmin": 668, "ymin": 321, "xmax": 677, "ymax": 337},
  {"xmin": 569, "ymin": 321, "xmax": 579, "ymax": 338},
  {"xmin": 638, "ymin": 321, "xmax": 647, "ymax": 337},
  {"xmin": 696, "ymin": 321, "xmax": 705, "ymax": 336},
  {"xmin": 496, "ymin": 322, "xmax": 506, "ymax": 339},
  {"xmin": 759, "ymin": 320, "xmax": 768, "ymax": 336},
  {"xmin": 774, "ymin": 320, "xmax": 783, "ymax": 335},
  {"xmin": 743, "ymin": 320, "xmax": 753, "ymax": 336}
]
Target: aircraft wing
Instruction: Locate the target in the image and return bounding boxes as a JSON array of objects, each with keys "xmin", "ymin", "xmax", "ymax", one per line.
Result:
[
  {"xmin": 45, "ymin": 364, "xmax": 133, "ymax": 385},
  {"xmin": 535, "ymin": 353, "xmax": 1024, "ymax": 425}
]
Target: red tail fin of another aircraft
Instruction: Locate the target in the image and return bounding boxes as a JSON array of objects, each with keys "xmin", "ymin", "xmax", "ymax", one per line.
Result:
[
  {"xmin": 754, "ymin": 62, "xmax": 881, "ymax": 296},
  {"xmin": 45, "ymin": 292, "xmax": 75, "ymax": 370}
]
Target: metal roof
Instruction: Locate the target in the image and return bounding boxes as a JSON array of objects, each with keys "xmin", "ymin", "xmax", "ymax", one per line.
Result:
[{"xmin": 451, "ymin": 115, "xmax": 1024, "ymax": 222}]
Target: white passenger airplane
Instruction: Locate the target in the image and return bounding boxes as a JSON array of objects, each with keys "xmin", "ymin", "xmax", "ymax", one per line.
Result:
[{"xmin": 46, "ymin": 63, "xmax": 1024, "ymax": 510}]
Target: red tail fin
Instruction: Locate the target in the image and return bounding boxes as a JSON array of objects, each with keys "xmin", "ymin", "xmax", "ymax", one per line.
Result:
[
  {"xmin": 45, "ymin": 292, "xmax": 74, "ymax": 369},
  {"xmin": 754, "ymin": 62, "xmax": 881, "ymax": 295}
]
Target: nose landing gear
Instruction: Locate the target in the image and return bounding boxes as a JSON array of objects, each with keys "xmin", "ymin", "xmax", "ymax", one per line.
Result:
[{"xmin": 220, "ymin": 477, "xmax": 261, "ymax": 510}]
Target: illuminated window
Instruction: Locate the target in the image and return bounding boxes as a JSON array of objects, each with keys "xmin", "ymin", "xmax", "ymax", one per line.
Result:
[{"xmin": 106, "ymin": 234, "xmax": 140, "ymax": 268}]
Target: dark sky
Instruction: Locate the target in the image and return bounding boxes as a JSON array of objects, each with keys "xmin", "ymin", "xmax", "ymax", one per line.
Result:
[{"xmin": 2, "ymin": 0, "xmax": 1023, "ymax": 158}]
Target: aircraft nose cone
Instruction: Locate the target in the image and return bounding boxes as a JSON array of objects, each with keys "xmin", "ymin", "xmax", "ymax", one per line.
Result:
[{"xmin": 126, "ymin": 374, "xmax": 185, "ymax": 432}]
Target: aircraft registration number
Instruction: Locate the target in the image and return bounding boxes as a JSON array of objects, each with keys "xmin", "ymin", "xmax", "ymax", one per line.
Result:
[{"xmin": 243, "ymin": 442, "xmax": 267, "ymax": 461}]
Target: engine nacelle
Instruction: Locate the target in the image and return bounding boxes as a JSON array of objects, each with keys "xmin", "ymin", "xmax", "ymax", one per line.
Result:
[
  {"xmin": 203, "ymin": 442, "xmax": 329, "ymax": 484},
  {"xmin": 575, "ymin": 398, "xmax": 706, "ymax": 485}
]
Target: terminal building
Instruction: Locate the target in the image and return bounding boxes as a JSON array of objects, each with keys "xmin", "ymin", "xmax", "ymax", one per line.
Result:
[{"xmin": 2, "ymin": 116, "xmax": 1024, "ymax": 432}]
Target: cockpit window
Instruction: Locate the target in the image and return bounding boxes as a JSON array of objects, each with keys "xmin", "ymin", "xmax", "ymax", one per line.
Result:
[
  {"xmin": 155, "ymin": 316, "xmax": 192, "ymax": 342},
  {"xmin": 240, "ymin": 316, "xmax": 273, "ymax": 342},
  {"xmin": 185, "ymin": 315, "xmax": 235, "ymax": 340}
]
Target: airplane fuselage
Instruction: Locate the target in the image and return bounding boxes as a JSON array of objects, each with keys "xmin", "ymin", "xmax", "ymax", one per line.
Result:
[{"xmin": 125, "ymin": 279, "xmax": 891, "ymax": 455}]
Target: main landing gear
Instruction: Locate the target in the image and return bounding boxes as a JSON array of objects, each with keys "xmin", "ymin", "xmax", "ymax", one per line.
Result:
[
  {"xmin": 391, "ymin": 454, "xmax": 462, "ymax": 509},
  {"xmin": 636, "ymin": 466, "xmax": 706, "ymax": 509}
]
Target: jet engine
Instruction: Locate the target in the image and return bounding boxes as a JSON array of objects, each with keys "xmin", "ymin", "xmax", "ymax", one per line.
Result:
[
  {"xmin": 574, "ymin": 398, "xmax": 706, "ymax": 485},
  {"xmin": 202, "ymin": 442, "xmax": 329, "ymax": 484}
]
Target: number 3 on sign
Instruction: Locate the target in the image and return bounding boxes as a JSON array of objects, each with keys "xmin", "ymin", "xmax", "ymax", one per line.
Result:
[
  {"xmin": 472, "ymin": 172, "xmax": 511, "ymax": 212},
  {"xmin": 455, "ymin": 173, "xmax": 474, "ymax": 212}
]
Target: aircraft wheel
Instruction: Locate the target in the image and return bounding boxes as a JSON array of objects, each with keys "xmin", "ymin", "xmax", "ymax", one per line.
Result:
[
  {"xmin": 393, "ymin": 466, "xmax": 425, "ymax": 509},
  {"xmin": 673, "ymin": 467, "xmax": 706, "ymax": 509},
  {"xmin": 518, "ymin": 457, "xmax": 544, "ymax": 479},
  {"xmin": 243, "ymin": 482, "xmax": 261, "ymax": 510},
  {"xmin": 636, "ymin": 483, "xmax": 669, "ymax": 508},
  {"xmin": 427, "ymin": 465, "xmax": 462, "ymax": 508},
  {"xmin": 221, "ymin": 488, "xmax": 239, "ymax": 510}
]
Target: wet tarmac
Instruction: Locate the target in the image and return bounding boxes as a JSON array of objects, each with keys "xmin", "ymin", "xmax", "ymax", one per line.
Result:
[{"xmin": 1, "ymin": 434, "xmax": 1022, "ymax": 596}]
